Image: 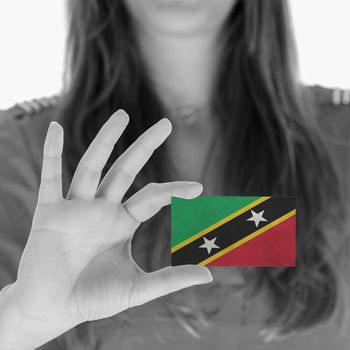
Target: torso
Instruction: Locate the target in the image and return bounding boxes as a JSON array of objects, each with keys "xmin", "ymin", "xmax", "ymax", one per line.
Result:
[{"xmin": 1, "ymin": 87, "xmax": 350, "ymax": 349}]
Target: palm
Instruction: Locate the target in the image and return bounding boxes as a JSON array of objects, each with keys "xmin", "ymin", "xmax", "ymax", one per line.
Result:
[
  {"xmin": 54, "ymin": 198, "xmax": 141, "ymax": 321},
  {"xmin": 71, "ymin": 240, "xmax": 139, "ymax": 321},
  {"xmin": 21, "ymin": 198, "xmax": 138, "ymax": 321}
]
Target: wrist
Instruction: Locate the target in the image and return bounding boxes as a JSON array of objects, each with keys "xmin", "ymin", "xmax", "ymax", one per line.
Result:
[
  {"xmin": 0, "ymin": 282, "xmax": 71, "ymax": 349},
  {"xmin": 0, "ymin": 283, "xmax": 35, "ymax": 349}
]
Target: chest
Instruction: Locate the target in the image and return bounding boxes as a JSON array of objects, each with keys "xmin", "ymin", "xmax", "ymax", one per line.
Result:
[{"xmin": 166, "ymin": 122, "xmax": 224, "ymax": 195}]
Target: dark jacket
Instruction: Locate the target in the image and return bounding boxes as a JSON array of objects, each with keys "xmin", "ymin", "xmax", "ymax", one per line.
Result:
[{"xmin": 0, "ymin": 86, "xmax": 349, "ymax": 350}]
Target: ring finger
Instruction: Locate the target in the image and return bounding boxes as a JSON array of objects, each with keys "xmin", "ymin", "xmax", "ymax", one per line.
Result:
[{"xmin": 96, "ymin": 118, "xmax": 172, "ymax": 203}]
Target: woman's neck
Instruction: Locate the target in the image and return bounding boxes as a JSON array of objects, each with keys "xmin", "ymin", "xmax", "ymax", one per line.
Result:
[{"xmin": 135, "ymin": 28, "xmax": 220, "ymax": 118}]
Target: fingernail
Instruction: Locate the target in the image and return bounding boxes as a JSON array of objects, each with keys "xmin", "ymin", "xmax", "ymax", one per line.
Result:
[
  {"xmin": 158, "ymin": 118, "xmax": 172, "ymax": 131},
  {"xmin": 49, "ymin": 121, "xmax": 61, "ymax": 129},
  {"xmin": 113, "ymin": 110, "xmax": 129, "ymax": 123},
  {"xmin": 198, "ymin": 266, "xmax": 213, "ymax": 283},
  {"xmin": 48, "ymin": 121, "xmax": 63, "ymax": 137},
  {"xmin": 188, "ymin": 182, "xmax": 203, "ymax": 195},
  {"xmin": 188, "ymin": 182, "xmax": 203, "ymax": 188}
]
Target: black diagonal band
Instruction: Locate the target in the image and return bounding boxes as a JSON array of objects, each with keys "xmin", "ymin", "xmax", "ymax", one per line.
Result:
[{"xmin": 171, "ymin": 196, "xmax": 296, "ymax": 266}]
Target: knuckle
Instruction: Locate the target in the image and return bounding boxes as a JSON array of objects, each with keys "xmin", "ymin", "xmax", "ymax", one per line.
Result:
[
  {"xmin": 123, "ymin": 203, "xmax": 142, "ymax": 226},
  {"xmin": 79, "ymin": 163, "xmax": 101, "ymax": 175},
  {"xmin": 162, "ymin": 267, "xmax": 172, "ymax": 282},
  {"xmin": 143, "ymin": 182, "xmax": 159, "ymax": 192},
  {"xmin": 43, "ymin": 154, "xmax": 60, "ymax": 161},
  {"xmin": 42, "ymin": 174, "xmax": 61, "ymax": 182},
  {"xmin": 140, "ymin": 183, "xmax": 161, "ymax": 203},
  {"xmin": 95, "ymin": 134, "xmax": 114, "ymax": 149},
  {"xmin": 116, "ymin": 165, "xmax": 135, "ymax": 181},
  {"xmin": 141, "ymin": 142, "xmax": 154, "ymax": 154},
  {"xmin": 147, "ymin": 200, "xmax": 160, "ymax": 214},
  {"xmin": 68, "ymin": 187, "xmax": 93, "ymax": 200},
  {"xmin": 138, "ymin": 135, "xmax": 155, "ymax": 153}
]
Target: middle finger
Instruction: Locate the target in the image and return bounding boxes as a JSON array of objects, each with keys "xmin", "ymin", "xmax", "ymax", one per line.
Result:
[
  {"xmin": 67, "ymin": 110, "xmax": 129, "ymax": 200},
  {"xmin": 96, "ymin": 118, "xmax": 172, "ymax": 202}
]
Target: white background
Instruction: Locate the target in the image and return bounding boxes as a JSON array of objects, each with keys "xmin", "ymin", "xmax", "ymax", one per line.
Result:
[{"xmin": 0, "ymin": 0, "xmax": 349, "ymax": 109}]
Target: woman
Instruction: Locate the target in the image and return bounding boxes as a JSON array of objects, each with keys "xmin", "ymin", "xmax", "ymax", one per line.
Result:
[{"xmin": 0, "ymin": 0, "xmax": 349, "ymax": 349}]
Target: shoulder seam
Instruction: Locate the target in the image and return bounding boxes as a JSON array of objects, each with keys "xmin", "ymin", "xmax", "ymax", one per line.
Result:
[
  {"xmin": 11, "ymin": 95, "xmax": 60, "ymax": 120},
  {"xmin": 310, "ymin": 84, "xmax": 350, "ymax": 107}
]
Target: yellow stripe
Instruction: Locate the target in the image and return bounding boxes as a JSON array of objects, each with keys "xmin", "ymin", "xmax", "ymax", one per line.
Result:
[
  {"xmin": 171, "ymin": 196, "xmax": 270, "ymax": 253},
  {"xmin": 197, "ymin": 209, "xmax": 296, "ymax": 266}
]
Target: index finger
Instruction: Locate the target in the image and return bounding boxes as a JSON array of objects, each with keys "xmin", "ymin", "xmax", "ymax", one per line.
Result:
[{"xmin": 38, "ymin": 121, "xmax": 64, "ymax": 205}]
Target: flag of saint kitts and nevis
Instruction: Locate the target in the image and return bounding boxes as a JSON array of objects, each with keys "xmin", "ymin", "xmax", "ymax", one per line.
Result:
[{"xmin": 171, "ymin": 196, "xmax": 296, "ymax": 267}]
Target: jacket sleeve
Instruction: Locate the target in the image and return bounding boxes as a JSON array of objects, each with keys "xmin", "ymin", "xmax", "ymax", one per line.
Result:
[{"xmin": 0, "ymin": 114, "xmax": 40, "ymax": 289}]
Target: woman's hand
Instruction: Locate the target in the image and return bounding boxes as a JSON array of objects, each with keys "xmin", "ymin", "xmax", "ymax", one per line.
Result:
[{"xmin": 0, "ymin": 110, "xmax": 212, "ymax": 349}]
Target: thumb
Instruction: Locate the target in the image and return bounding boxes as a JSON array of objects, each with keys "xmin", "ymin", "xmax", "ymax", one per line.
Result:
[{"xmin": 130, "ymin": 265, "xmax": 213, "ymax": 307}]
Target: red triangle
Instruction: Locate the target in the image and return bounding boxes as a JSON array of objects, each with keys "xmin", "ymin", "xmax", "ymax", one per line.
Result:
[{"xmin": 207, "ymin": 215, "xmax": 296, "ymax": 266}]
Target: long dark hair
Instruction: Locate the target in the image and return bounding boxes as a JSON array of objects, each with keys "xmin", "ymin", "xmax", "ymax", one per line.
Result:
[{"xmin": 57, "ymin": 0, "xmax": 348, "ymax": 346}]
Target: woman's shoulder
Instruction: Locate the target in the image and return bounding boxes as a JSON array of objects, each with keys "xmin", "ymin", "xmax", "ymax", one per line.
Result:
[
  {"xmin": 0, "ymin": 95, "xmax": 59, "ymax": 134},
  {"xmin": 0, "ymin": 95, "xmax": 59, "ymax": 160},
  {"xmin": 0, "ymin": 96, "xmax": 61, "ymax": 185},
  {"xmin": 305, "ymin": 84, "xmax": 350, "ymax": 139},
  {"xmin": 308, "ymin": 84, "xmax": 350, "ymax": 109}
]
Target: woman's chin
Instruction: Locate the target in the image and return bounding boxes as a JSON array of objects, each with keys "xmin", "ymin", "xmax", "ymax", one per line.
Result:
[
  {"xmin": 124, "ymin": 0, "xmax": 237, "ymax": 37},
  {"xmin": 143, "ymin": 11, "xmax": 212, "ymax": 37},
  {"xmin": 154, "ymin": 0, "xmax": 202, "ymax": 9}
]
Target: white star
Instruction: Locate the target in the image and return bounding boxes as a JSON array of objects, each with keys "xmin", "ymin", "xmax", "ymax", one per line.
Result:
[
  {"xmin": 199, "ymin": 236, "xmax": 220, "ymax": 254},
  {"xmin": 246, "ymin": 210, "xmax": 268, "ymax": 227}
]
